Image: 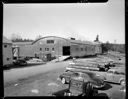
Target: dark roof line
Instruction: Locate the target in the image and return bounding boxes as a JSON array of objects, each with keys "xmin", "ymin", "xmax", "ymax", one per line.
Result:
[
  {"xmin": 30, "ymin": 36, "xmax": 99, "ymax": 45},
  {"xmin": 31, "ymin": 36, "xmax": 71, "ymax": 45}
]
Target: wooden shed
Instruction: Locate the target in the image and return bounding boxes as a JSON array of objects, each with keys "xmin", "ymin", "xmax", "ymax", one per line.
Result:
[{"xmin": 3, "ymin": 36, "xmax": 13, "ymax": 66}]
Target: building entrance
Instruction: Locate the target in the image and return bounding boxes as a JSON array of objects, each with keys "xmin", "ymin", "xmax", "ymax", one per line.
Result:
[
  {"xmin": 46, "ymin": 53, "xmax": 52, "ymax": 61},
  {"xmin": 63, "ymin": 46, "xmax": 70, "ymax": 55}
]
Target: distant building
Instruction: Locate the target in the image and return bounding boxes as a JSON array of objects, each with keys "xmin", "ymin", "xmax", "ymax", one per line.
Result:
[
  {"xmin": 12, "ymin": 42, "xmax": 32, "ymax": 59},
  {"xmin": 3, "ymin": 36, "xmax": 13, "ymax": 66}
]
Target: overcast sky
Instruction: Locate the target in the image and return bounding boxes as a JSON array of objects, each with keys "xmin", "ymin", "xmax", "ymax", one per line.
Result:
[{"xmin": 3, "ymin": 0, "xmax": 125, "ymax": 44}]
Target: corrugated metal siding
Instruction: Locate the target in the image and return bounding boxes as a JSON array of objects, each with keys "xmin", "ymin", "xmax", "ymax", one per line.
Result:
[
  {"xmin": 70, "ymin": 44, "xmax": 96, "ymax": 57},
  {"xmin": 19, "ymin": 45, "xmax": 34, "ymax": 57},
  {"xmin": 18, "ymin": 36, "xmax": 71, "ymax": 58},
  {"xmin": 3, "ymin": 44, "xmax": 13, "ymax": 65},
  {"xmin": 15, "ymin": 36, "xmax": 102, "ymax": 58}
]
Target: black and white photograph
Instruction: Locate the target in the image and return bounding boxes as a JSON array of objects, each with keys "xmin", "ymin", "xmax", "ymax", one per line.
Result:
[{"xmin": 3, "ymin": 0, "xmax": 125, "ymax": 98}]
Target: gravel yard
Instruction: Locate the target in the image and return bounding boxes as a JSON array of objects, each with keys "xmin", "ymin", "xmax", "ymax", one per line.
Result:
[{"xmin": 4, "ymin": 53, "xmax": 125, "ymax": 98}]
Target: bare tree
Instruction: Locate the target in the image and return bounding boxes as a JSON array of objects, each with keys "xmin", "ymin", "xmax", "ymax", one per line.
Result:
[
  {"xmin": 11, "ymin": 33, "xmax": 22, "ymax": 41},
  {"xmin": 35, "ymin": 35, "xmax": 42, "ymax": 40},
  {"xmin": 94, "ymin": 35, "xmax": 99, "ymax": 42}
]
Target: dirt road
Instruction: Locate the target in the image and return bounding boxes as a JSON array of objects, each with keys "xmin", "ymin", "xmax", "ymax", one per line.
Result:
[
  {"xmin": 4, "ymin": 62, "xmax": 70, "ymax": 96},
  {"xmin": 4, "ymin": 61, "xmax": 69, "ymax": 83}
]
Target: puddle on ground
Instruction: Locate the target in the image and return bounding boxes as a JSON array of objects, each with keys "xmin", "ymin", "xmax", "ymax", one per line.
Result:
[
  {"xmin": 48, "ymin": 82, "xmax": 59, "ymax": 87},
  {"xmin": 31, "ymin": 89, "xmax": 39, "ymax": 94}
]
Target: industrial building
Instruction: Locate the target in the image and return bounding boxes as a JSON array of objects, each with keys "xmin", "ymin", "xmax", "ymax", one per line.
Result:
[{"xmin": 13, "ymin": 36, "xmax": 102, "ymax": 61}]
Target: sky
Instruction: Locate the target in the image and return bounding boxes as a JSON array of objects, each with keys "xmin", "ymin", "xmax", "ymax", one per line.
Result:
[{"xmin": 3, "ymin": 0, "xmax": 125, "ymax": 44}]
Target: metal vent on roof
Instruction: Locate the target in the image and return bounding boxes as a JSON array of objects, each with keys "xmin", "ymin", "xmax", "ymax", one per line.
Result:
[{"xmin": 70, "ymin": 38, "xmax": 75, "ymax": 40}]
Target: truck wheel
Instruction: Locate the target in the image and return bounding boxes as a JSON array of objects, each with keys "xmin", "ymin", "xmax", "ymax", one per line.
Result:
[
  {"xmin": 105, "ymin": 68, "xmax": 108, "ymax": 71},
  {"xmin": 61, "ymin": 78, "xmax": 66, "ymax": 84},
  {"xmin": 120, "ymin": 80, "xmax": 125, "ymax": 86}
]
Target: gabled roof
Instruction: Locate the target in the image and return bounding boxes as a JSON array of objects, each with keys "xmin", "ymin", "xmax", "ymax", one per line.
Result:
[{"xmin": 3, "ymin": 36, "xmax": 12, "ymax": 44}]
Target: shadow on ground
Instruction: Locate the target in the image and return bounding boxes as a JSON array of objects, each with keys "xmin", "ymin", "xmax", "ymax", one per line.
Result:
[
  {"xmin": 52, "ymin": 88, "xmax": 110, "ymax": 98},
  {"xmin": 3, "ymin": 63, "xmax": 46, "ymax": 70},
  {"xmin": 99, "ymin": 83, "xmax": 113, "ymax": 91},
  {"xmin": 63, "ymin": 55, "xmax": 98, "ymax": 61}
]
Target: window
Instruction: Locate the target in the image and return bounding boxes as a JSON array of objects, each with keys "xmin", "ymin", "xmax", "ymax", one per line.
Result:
[
  {"xmin": 52, "ymin": 47, "xmax": 54, "ymax": 51},
  {"xmin": 4, "ymin": 45, "xmax": 7, "ymax": 48},
  {"xmin": 81, "ymin": 48, "xmax": 83, "ymax": 51},
  {"xmin": 7, "ymin": 58, "xmax": 10, "ymax": 61},
  {"xmin": 47, "ymin": 40, "xmax": 54, "ymax": 44},
  {"xmin": 45, "ymin": 48, "xmax": 49, "ymax": 51},
  {"xmin": 40, "ymin": 48, "xmax": 42, "ymax": 51}
]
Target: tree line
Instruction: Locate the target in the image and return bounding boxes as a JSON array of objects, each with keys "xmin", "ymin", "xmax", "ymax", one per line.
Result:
[
  {"xmin": 11, "ymin": 33, "xmax": 41, "ymax": 42},
  {"xmin": 101, "ymin": 42, "xmax": 125, "ymax": 53},
  {"xmin": 11, "ymin": 38, "xmax": 34, "ymax": 42}
]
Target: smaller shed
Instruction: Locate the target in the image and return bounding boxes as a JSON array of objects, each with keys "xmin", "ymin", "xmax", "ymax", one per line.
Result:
[
  {"xmin": 12, "ymin": 42, "xmax": 33, "ymax": 59},
  {"xmin": 3, "ymin": 36, "xmax": 13, "ymax": 66}
]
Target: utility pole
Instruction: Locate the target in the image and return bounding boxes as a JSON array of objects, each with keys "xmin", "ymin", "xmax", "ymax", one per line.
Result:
[
  {"xmin": 114, "ymin": 40, "xmax": 117, "ymax": 52},
  {"xmin": 58, "ymin": 41, "xmax": 59, "ymax": 62}
]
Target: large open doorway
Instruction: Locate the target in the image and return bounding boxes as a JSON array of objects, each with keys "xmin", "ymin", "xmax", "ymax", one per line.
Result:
[
  {"xmin": 46, "ymin": 53, "xmax": 52, "ymax": 61},
  {"xmin": 63, "ymin": 46, "xmax": 70, "ymax": 55}
]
